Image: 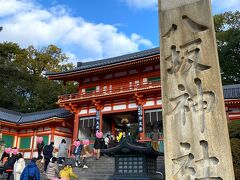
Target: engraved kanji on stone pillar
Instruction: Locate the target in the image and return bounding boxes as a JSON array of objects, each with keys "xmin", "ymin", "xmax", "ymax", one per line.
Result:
[{"xmin": 159, "ymin": 0, "xmax": 235, "ymax": 179}]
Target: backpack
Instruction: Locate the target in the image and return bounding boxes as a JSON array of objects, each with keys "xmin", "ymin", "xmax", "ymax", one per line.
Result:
[
  {"xmin": 28, "ymin": 167, "xmax": 36, "ymax": 180},
  {"xmin": 43, "ymin": 145, "xmax": 51, "ymax": 156}
]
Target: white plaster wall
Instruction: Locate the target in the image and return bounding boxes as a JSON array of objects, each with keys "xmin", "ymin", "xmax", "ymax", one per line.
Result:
[
  {"xmin": 128, "ymin": 103, "xmax": 137, "ymax": 108},
  {"xmin": 157, "ymin": 100, "xmax": 162, "ymax": 105},
  {"xmin": 96, "ymin": 86, "xmax": 100, "ymax": 92},
  {"xmin": 143, "ymin": 101, "xmax": 155, "ymax": 106},
  {"xmin": 102, "ymin": 106, "xmax": 112, "ymax": 112},
  {"xmin": 23, "ymin": 152, "xmax": 31, "ymax": 159},
  {"xmin": 53, "ymin": 135, "xmax": 71, "ymax": 149},
  {"xmin": 32, "ymin": 151, "xmax": 38, "ymax": 158},
  {"xmin": 79, "ymin": 109, "xmax": 87, "ymax": 115},
  {"xmin": 113, "ymin": 105, "xmax": 127, "ymax": 110},
  {"xmin": 89, "ymin": 108, "xmax": 96, "ymax": 113}
]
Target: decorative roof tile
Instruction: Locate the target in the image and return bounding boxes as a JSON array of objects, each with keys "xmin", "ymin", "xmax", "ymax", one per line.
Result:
[
  {"xmin": 223, "ymin": 84, "xmax": 240, "ymax": 99},
  {"xmin": 0, "ymin": 108, "xmax": 72, "ymax": 124},
  {"xmin": 46, "ymin": 47, "xmax": 160, "ymax": 76}
]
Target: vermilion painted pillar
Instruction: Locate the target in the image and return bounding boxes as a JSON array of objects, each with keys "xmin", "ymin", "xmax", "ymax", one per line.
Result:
[
  {"xmin": 30, "ymin": 130, "xmax": 36, "ymax": 158},
  {"xmin": 111, "ymin": 120, "xmax": 116, "ymax": 136},
  {"xmin": 99, "ymin": 111, "xmax": 103, "ymax": 132},
  {"xmin": 73, "ymin": 113, "xmax": 79, "ymax": 141},
  {"xmin": 15, "ymin": 135, "xmax": 19, "ymax": 148},
  {"xmin": 51, "ymin": 127, "xmax": 55, "ymax": 142}
]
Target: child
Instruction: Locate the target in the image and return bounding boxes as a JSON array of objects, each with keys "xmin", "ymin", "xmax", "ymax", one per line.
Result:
[
  {"xmin": 59, "ymin": 164, "xmax": 78, "ymax": 180},
  {"xmin": 46, "ymin": 157, "xmax": 59, "ymax": 180}
]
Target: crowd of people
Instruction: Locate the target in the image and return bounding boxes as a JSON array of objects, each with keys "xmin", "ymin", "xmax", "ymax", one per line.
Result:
[
  {"xmin": 0, "ymin": 128, "xmax": 160, "ymax": 180},
  {"xmin": 0, "ymin": 131, "xmax": 116, "ymax": 180}
]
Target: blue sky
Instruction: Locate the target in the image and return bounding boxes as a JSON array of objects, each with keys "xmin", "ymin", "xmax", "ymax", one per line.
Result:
[{"xmin": 0, "ymin": 0, "xmax": 240, "ymax": 65}]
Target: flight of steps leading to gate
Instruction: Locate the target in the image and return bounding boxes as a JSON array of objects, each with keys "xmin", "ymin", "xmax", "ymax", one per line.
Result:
[
  {"xmin": 0, "ymin": 156, "xmax": 165, "ymax": 180},
  {"xmin": 71, "ymin": 156, "xmax": 164, "ymax": 180},
  {"xmin": 73, "ymin": 156, "xmax": 115, "ymax": 180}
]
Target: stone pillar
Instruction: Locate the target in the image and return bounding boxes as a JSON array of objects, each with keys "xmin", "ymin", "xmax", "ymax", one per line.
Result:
[{"xmin": 159, "ymin": 0, "xmax": 235, "ymax": 179}]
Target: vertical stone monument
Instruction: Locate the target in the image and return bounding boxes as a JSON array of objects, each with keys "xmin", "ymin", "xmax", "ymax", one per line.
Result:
[{"xmin": 158, "ymin": 0, "xmax": 235, "ymax": 179}]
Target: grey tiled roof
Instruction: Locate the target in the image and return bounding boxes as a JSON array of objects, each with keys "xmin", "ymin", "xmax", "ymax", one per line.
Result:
[
  {"xmin": 223, "ymin": 84, "xmax": 240, "ymax": 99},
  {"xmin": 46, "ymin": 47, "xmax": 160, "ymax": 76},
  {"xmin": 0, "ymin": 108, "xmax": 72, "ymax": 124}
]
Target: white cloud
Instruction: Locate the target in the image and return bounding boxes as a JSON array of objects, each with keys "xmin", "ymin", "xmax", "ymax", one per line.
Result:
[
  {"xmin": 121, "ymin": 0, "xmax": 157, "ymax": 9},
  {"xmin": 0, "ymin": 0, "xmax": 153, "ymax": 64},
  {"xmin": 212, "ymin": 0, "xmax": 240, "ymax": 14}
]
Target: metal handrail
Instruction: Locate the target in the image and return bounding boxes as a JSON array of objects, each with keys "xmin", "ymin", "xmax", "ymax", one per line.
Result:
[{"xmin": 58, "ymin": 81, "xmax": 161, "ymax": 102}]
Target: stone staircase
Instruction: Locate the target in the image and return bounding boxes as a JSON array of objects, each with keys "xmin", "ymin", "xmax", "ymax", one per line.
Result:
[
  {"xmin": 0, "ymin": 156, "xmax": 165, "ymax": 180},
  {"xmin": 72, "ymin": 155, "xmax": 165, "ymax": 180},
  {"xmin": 73, "ymin": 156, "xmax": 115, "ymax": 180}
]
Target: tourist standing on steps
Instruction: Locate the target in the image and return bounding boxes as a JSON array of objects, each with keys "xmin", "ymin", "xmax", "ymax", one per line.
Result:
[
  {"xmin": 13, "ymin": 153, "xmax": 25, "ymax": 180},
  {"xmin": 20, "ymin": 158, "xmax": 40, "ymax": 180},
  {"xmin": 1, "ymin": 147, "xmax": 11, "ymax": 165},
  {"xmin": 5, "ymin": 148, "xmax": 18, "ymax": 180},
  {"xmin": 36, "ymin": 137, "xmax": 44, "ymax": 159},
  {"xmin": 94, "ymin": 132, "xmax": 104, "ymax": 160},
  {"xmin": 46, "ymin": 157, "xmax": 59, "ymax": 180},
  {"xmin": 58, "ymin": 139, "xmax": 68, "ymax": 166},
  {"xmin": 43, "ymin": 141, "xmax": 54, "ymax": 172},
  {"xmin": 72, "ymin": 139, "xmax": 82, "ymax": 167},
  {"xmin": 36, "ymin": 156, "xmax": 44, "ymax": 174},
  {"xmin": 81, "ymin": 139, "xmax": 92, "ymax": 169}
]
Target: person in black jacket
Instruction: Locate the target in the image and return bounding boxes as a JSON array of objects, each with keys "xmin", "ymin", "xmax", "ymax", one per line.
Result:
[
  {"xmin": 94, "ymin": 132, "xmax": 104, "ymax": 160},
  {"xmin": 37, "ymin": 141, "xmax": 44, "ymax": 159},
  {"xmin": 43, "ymin": 142, "xmax": 54, "ymax": 172},
  {"xmin": 4, "ymin": 150, "xmax": 18, "ymax": 180},
  {"xmin": 1, "ymin": 151, "xmax": 10, "ymax": 163}
]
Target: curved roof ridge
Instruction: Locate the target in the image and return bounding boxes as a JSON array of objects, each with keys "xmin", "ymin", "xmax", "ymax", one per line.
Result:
[
  {"xmin": 223, "ymin": 84, "xmax": 240, "ymax": 99},
  {"xmin": 46, "ymin": 47, "xmax": 160, "ymax": 76},
  {"xmin": 0, "ymin": 107, "xmax": 72, "ymax": 124}
]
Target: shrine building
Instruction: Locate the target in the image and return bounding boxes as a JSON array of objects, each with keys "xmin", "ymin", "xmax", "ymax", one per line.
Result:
[
  {"xmin": 0, "ymin": 108, "xmax": 73, "ymax": 158},
  {"xmin": 0, "ymin": 47, "xmax": 239, "ymax": 158},
  {"xmin": 46, "ymin": 47, "xmax": 240, "ymax": 144}
]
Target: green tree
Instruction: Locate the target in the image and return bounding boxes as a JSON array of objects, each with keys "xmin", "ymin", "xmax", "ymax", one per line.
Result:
[
  {"xmin": 214, "ymin": 11, "xmax": 240, "ymax": 85},
  {"xmin": 228, "ymin": 121, "xmax": 240, "ymax": 179},
  {"xmin": 0, "ymin": 42, "xmax": 77, "ymax": 112}
]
